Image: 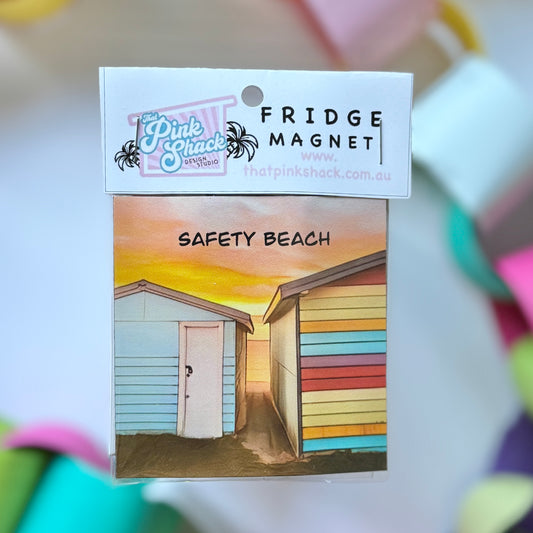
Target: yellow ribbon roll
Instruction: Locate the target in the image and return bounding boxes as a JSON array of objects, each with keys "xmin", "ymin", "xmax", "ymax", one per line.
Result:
[{"xmin": 0, "ymin": 0, "xmax": 71, "ymax": 23}]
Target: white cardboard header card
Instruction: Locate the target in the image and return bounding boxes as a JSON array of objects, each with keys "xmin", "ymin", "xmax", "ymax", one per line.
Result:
[{"xmin": 101, "ymin": 68, "xmax": 412, "ymax": 198}]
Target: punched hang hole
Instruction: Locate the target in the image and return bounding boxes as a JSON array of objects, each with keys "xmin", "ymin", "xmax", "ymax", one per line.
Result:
[{"xmin": 241, "ymin": 85, "xmax": 264, "ymax": 107}]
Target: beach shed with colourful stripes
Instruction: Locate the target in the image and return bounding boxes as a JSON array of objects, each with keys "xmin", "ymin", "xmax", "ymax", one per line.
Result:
[
  {"xmin": 114, "ymin": 280, "xmax": 253, "ymax": 439},
  {"xmin": 263, "ymin": 251, "xmax": 387, "ymax": 457}
]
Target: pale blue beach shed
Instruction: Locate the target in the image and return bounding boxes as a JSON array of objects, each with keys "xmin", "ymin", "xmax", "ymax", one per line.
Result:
[{"xmin": 114, "ymin": 280, "xmax": 253, "ymax": 439}]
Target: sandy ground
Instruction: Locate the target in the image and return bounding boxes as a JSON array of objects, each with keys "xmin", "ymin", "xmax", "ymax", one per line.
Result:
[{"xmin": 116, "ymin": 384, "xmax": 386, "ymax": 479}]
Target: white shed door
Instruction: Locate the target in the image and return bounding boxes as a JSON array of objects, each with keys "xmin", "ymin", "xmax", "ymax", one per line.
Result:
[{"xmin": 178, "ymin": 322, "xmax": 224, "ymax": 438}]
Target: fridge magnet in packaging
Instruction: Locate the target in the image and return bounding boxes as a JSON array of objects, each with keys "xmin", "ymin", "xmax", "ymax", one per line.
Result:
[{"xmin": 100, "ymin": 68, "xmax": 412, "ymax": 479}]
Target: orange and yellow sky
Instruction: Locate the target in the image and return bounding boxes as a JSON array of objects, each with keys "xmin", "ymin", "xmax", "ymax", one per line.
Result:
[{"xmin": 114, "ymin": 195, "xmax": 386, "ymax": 319}]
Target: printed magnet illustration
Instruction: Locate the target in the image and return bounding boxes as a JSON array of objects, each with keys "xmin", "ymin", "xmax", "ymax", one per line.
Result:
[{"xmin": 113, "ymin": 195, "xmax": 388, "ymax": 478}]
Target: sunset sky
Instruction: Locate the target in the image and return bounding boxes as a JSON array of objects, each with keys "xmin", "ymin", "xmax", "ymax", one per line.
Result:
[{"xmin": 114, "ymin": 195, "xmax": 387, "ymax": 337}]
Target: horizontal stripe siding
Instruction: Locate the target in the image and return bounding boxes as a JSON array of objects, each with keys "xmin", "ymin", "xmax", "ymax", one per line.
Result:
[
  {"xmin": 115, "ymin": 375, "xmax": 178, "ymax": 386},
  {"xmin": 223, "ymin": 318, "xmax": 235, "ymax": 436},
  {"xmin": 115, "ymin": 336, "xmax": 179, "ymax": 430},
  {"xmin": 116, "ymin": 385, "xmax": 176, "ymax": 395},
  {"xmin": 306, "ymin": 284, "xmax": 386, "ymax": 299},
  {"xmin": 223, "ymin": 321, "xmax": 236, "ymax": 435},
  {"xmin": 302, "ymin": 435, "xmax": 387, "ymax": 452},
  {"xmin": 301, "ymin": 376, "xmax": 386, "ymax": 392},
  {"xmin": 223, "ymin": 403, "xmax": 236, "ymax": 415},
  {"xmin": 299, "ymin": 279, "xmax": 388, "ymax": 456},
  {"xmin": 302, "ymin": 388, "xmax": 386, "ymax": 403},
  {"xmin": 222, "ymin": 325, "xmax": 236, "ymax": 431},
  {"xmin": 223, "ymin": 413, "xmax": 235, "ymax": 424},
  {"xmin": 223, "ymin": 321, "xmax": 236, "ymax": 355},
  {"xmin": 116, "ymin": 423, "xmax": 175, "ymax": 433},
  {"xmin": 115, "ymin": 366, "xmax": 178, "ymax": 376},
  {"xmin": 116, "ymin": 394, "xmax": 177, "ymax": 405},
  {"xmin": 353, "ymin": 446, "xmax": 387, "ymax": 453},
  {"xmin": 301, "ymin": 341, "xmax": 386, "ymax": 356},
  {"xmin": 115, "ymin": 357, "xmax": 178, "ymax": 366},
  {"xmin": 302, "ymin": 399, "xmax": 386, "ymax": 416},
  {"xmin": 302, "ymin": 411, "xmax": 387, "ymax": 427},
  {"xmin": 223, "ymin": 375, "xmax": 235, "ymax": 386},
  {"xmin": 300, "ymin": 331, "xmax": 386, "ymax": 345},
  {"xmin": 116, "ymin": 413, "xmax": 176, "ymax": 423},
  {"xmin": 223, "ymin": 366, "xmax": 236, "ymax": 376},
  {"xmin": 301, "ymin": 365, "xmax": 386, "ymax": 380},
  {"xmin": 300, "ymin": 354, "xmax": 386, "ymax": 368},
  {"xmin": 116, "ymin": 404, "xmax": 177, "ymax": 415},
  {"xmin": 223, "ymin": 394, "xmax": 235, "ymax": 421},
  {"xmin": 302, "ymin": 423, "xmax": 387, "ymax": 439},
  {"xmin": 300, "ymin": 308, "xmax": 386, "ymax": 321},
  {"xmin": 114, "ymin": 322, "xmax": 178, "ymax": 356},
  {"xmin": 300, "ymin": 319, "xmax": 386, "ymax": 334},
  {"xmin": 300, "ymin": 295, "xmax": 386, "ymax": 311}
]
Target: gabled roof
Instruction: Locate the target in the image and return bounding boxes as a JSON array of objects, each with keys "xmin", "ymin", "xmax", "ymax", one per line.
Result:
[
  {"xmin": 115, "ymin": 280, "xmax": 254, "ymax": 333},
  {"xmin": 263, "ymin": 250, "xmax": 386, "ymax": 324}
]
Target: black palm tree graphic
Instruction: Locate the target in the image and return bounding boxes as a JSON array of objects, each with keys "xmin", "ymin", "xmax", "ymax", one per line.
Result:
[
  {"xmin": 114, "ymin": 140, "xmax": 139, "ymax": 171},
  {"xmin": 226, "ymin": 121, "xmax": 259, "ymax": 162}
]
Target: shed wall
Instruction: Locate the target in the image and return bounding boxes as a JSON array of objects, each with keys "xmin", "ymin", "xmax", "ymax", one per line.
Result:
[
  {"xmin": 270, "ymin": 304, "xmax": 300, "ymax": 454},
  {"xmin": 299, "ymin": 264, "xmax": 388, "ymax": 454},
  {"xmin": 223, "ymin": 321, "xmax": 237, "ymax": 434},
  {"xmin": 115, "ymin": 321, "xmax": 178, "ymax": 434},
  {"xmin": 115, "ymin": 291, "xmax": 235, "ymax": 323},
  {"xmin": 234, "ymin": 325, "xmax": 248, "ymax": 431},
  {"xmin": 115, "ymin": 291, "xmax": 241, "ymax": 436}
]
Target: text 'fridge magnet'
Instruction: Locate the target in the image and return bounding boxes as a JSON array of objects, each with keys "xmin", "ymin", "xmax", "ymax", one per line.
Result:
[
  {"xmin": 101, "ymin": 68, "xmax": 412, "ymax": 481},
  {"xmin": 101, "ymin": 68, "xmax": 412, "ymax": 198}
]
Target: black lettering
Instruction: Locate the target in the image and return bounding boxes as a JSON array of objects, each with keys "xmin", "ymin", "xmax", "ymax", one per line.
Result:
[
  {"xmin": 325, "ymin": 108, "xmax": 338, "ymax": 125},
  {"xmin": 291, "ymin": 133, "xmax": 303, "ymax": 147},
  {"xmin": 205, "ymin": 232, "xmax": 217, "ymax": 246},
  {"xmin": 264, "ymin": 232, "xmax": 276, "ymax": 246},
  {"xmin": 304, "ymin": 231, "xmax": 317, "ymax": 246},
  {"xmin": 329, "ymin": 135, "xmax": 340, "ymax": 149},
  {"xmin": 270, "ymin": 132, "xmax": 285, "ymax": 146},
  {"xmin": 291, "ymin": 232, "xmax": 304, "ymax": 246},
  {"xmin": 243, "ymin": 231, "xmax": 256, "ymax": 246},
  {"xmin": 318, "ymin": 232, "xmax": 330, "ymax": 245},
  {"xmin": 230, "ymin": 231, "xmax": 243, "ymax": 246},
  {"xmin": 261, "ymin": 107, "xmax": 272, "ymax": 123},
  {"xmin": 219, "ymin": 232, "xmax": 231, "ymax": 247},
  {"xmin": 282, "ymin": 106, "xmax": 295, "ymax": 124},
  {"xmin": 191, "ymin": 232, "xmax": 205, "ymax": 246},
  {"xmin": 278, "ymin": 231, "xmax": 290, "ymax": 246},
  {"xmin": 310, "ymin": 134, "xmax": 321, "ymax": 147},
  {"xmin": 347, "ymin": 110, "xmax": 361, "ymax": 126},
  {"xmin": 178, "ymin": 232, "xmax": 191, "ymax": 246}
]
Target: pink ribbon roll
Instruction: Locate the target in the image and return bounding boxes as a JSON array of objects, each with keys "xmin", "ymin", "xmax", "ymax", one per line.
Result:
[{"xmin": 292, "ymin": 0, "xmax": 438, "ymax": 69}]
